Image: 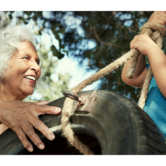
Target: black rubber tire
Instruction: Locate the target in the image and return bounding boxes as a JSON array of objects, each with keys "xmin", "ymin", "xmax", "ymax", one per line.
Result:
[{"xmin": 0, "ymin": 90, "xmax": 166, "ymax": 155}]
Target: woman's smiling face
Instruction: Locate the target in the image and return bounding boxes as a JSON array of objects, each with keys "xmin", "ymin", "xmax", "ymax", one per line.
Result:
[{"xmin": 2, "ymin": 40, "xmax": 41, "ymax": 100}]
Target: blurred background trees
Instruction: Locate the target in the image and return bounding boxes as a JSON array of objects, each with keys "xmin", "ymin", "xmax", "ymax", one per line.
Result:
[{"xmin": 1, "ymin": 11, "xmax": 165, "ymax": 102}]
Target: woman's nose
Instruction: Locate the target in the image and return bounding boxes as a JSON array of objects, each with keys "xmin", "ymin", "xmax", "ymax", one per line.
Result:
[{"xmin": 30, "ymin": 61, "xmax": 41, "ymax": 73}]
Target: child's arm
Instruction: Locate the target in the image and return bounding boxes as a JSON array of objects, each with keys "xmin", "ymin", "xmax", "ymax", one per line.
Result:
[
  {"xmin": 148, "ymin": 11, "xmax": 166, "ymax": 25},
  {"xmin": 121, "ymin": 11, "xmax": 166, "ymax": 88},
  {"xmin": 131, "ymin": 34, "xmax": 166, "ymax": 98},
  {"xmin": 121, "ymin": 54, "xmax": 147, "ymax": 88}
]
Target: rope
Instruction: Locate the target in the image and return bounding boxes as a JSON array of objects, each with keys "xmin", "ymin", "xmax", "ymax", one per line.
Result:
[
  {"xmin": 127, "ymin": 23, "xmax": 165, "ymax": 108},
  {"xmin": 61, "ymin": 22, "xmax": 166, "ymax": 154}
]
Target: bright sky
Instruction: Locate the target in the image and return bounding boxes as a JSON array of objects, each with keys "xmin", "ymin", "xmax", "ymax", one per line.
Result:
[{"xmin": 55, "ymin": 55, "xmax": 101, "ymax": 91}]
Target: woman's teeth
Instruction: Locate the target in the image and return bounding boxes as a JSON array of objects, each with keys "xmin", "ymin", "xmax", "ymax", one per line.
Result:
[{"xmin": 25, "ymin": 76, "xmax": 36, "ymax": 81}]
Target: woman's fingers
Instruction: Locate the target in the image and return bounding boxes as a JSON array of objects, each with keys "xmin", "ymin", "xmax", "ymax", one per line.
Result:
[
  {"xmin": 36, "ymin": 104, "xmax": 61, "ymax": 116},
  {"xmin": 11, "ymin": 110, "xmax": 55, "ymax": 152},
  {"xmin": 27, "ymin": 116, "xmax": 55, "ymax": 141},
  {"xmin": 16, "ymin": 104, "xmax": 58, "ymax": 150},
  {"xmin": 12, "ymin": 127, "xmax": 33, "ymax": 152},
  {"xmin": 20, "ymin": 120, "xmax": 45, "ymax": 150}
]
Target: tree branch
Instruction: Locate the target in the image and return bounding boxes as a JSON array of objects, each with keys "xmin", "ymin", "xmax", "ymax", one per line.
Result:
[{"xmin": 93, "ymin": 27, "xmax": 114, "ymax": 47}]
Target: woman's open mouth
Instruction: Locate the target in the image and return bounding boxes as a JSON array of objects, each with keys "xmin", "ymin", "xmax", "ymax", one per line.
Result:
[{"xmin": 24, "ymin": 75, "xmax": 36, "ymax": 85}]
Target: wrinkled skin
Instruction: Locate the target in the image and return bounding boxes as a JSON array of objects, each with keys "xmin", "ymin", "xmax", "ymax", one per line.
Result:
[{"xmin": 0, "ymin": 41, "xmax": 61, "ymax": 152}]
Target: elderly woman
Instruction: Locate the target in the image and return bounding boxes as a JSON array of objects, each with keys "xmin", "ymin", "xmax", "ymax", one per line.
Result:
[{"xmin": 0, "ymin": 25, "xmax": 61, "ymax": 152}]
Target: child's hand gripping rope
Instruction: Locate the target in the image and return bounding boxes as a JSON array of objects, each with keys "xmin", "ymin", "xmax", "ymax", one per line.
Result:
[{"xmin": 130, "ymin": 34, "xmax": 159, "ymax": 56}]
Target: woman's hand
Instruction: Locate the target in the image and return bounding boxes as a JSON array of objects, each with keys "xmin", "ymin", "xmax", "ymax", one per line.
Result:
[
  {"xmin": 130, "ymin": 34, "xmax": 159, "ymax": 56},
  {"xmin": 0, "ymin": 100, "xmax": 61, "ymax": 152},
  {"xmin": 148, "ymin": 11, "xmax": 166, "ymax": 26}
]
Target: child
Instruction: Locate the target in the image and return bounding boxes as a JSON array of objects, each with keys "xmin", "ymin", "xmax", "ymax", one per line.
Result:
[{"xmin": 121, "ymin": 11, "xmax": 166, "ymax": 137}]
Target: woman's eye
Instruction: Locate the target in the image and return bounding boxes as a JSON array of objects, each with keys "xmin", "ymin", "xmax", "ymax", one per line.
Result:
[{"xmin": 23, "ymin": 56, "xmax": 29, "ymax": 60}]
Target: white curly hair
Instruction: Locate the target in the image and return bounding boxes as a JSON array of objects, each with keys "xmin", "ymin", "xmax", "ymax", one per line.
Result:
[{"xmin": 0, "ymin": 25, "xmax": 35, "ymax": 81}]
